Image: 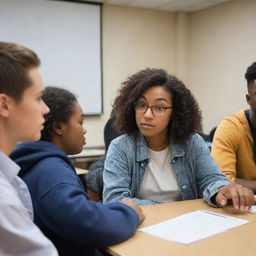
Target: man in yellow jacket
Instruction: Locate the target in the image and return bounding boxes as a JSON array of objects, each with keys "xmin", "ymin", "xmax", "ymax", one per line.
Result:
[{"xmin": 212, "ymin": 62, "xmax": 256, "ymax": 192}]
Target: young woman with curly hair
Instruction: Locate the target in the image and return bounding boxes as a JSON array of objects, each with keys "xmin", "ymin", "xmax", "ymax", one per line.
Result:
[{"xmin": 103, "ymin": 68, "xmax": 254, "ymax": 211}]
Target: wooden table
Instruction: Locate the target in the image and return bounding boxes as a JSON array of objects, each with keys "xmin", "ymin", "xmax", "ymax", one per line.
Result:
[
  {"xmin": 70, "ymin": 148, "xmax": 105, "ymax": 160},
  {"xmin": 70, "ymin": 148, "xmax": 105, "ymax": 169},
  {"xmin": 75, "ymin": 167, "xmax": 88, "ymax": 176},
  {"xmin": 107, "ymin": 199, "xmax": 256, "ymax": 256}
]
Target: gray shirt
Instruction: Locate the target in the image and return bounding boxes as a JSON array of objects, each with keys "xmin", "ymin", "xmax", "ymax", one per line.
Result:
[{"xmin": 0, "ymin": 152, "xmax": 58, "ymax": 256}]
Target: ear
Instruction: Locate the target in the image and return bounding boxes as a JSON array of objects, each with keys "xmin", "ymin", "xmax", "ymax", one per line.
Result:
[
  {"xmin": 0, "ymin": 93, "xmax": 13, "ymax": 118},
  {"xmin": 246, "ymin": 94, "xmax": 251, "ymax": 105},
  {"xmin": 53, "ymin": 121, "xmax": 63, "ymax": 136}
]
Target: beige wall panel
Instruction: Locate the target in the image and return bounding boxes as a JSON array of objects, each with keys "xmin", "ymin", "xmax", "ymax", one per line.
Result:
[{"xmin": 188, "ymin": 0, "xmax": 256, "ymax": 133}]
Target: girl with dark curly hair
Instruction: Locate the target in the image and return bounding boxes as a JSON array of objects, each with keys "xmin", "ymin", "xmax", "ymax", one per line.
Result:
[
  {"xmin": 10, "ymin": 86, "xmax": 145, "ymax": 256},
  {"xmin": 103, "ymin": 68, "xmax": 254, "ymax": 211}
]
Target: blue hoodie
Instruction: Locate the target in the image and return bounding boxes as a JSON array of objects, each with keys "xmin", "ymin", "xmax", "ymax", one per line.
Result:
[{"xmin": 10, "ymin": 141, "xmax": 140, "ymax": 256}]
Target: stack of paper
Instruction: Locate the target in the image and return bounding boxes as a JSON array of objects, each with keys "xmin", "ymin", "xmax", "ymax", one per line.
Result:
[{"xmin": 139, "ymin": 210, "xmax": 248, "ymax": 245}]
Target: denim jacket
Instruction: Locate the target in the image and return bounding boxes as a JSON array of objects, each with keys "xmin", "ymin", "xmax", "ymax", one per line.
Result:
[{"xmin": 103, "ymin": 132, "xmax": 230, "ymax": 206}]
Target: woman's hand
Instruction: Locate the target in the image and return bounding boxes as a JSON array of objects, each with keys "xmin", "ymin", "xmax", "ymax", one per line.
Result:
[
  {"xmin": 215, "ymin": 183, "xmax": 254, "ymax": 211},
  {"xmin": 121, "ymin": 200, "xmax": 146, "ymax": 223}
]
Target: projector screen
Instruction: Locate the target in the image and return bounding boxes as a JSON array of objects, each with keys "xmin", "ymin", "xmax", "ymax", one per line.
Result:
[{"xmin": 0, "ymin": 0, "xmax": 102, "ymax": 115}]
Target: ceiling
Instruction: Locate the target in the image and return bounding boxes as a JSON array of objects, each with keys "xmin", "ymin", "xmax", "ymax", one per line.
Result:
[{"xmin": 88, "ymin": 0, "xmax": 231, "ymax": 12}]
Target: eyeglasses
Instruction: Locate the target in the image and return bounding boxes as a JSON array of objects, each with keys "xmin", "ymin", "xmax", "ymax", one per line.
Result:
[{"xmin": 134, "ymin": 102, "xmax": 173, "ymax": 116}]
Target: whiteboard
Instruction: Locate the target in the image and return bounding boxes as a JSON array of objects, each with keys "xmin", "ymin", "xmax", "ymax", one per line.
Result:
[{"xmin": 0, "ymin": 0, "xmax": 102, "ymax": 115}]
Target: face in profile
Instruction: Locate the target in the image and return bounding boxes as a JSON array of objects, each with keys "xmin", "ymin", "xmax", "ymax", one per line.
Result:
[
  {"xmin": 135, "ymin": 86, "xmax": 173, "ymax": 141},
  {"xmin": 246, "ymin": 82, "xmax": 256, "ymax": 117},
  {"xmin": 10, "ymin": 68, "xmax": 49, "ymax": 142},
  {"xmin": 58, "ymin": 102, "xmax": 87, "ymax": 155}
]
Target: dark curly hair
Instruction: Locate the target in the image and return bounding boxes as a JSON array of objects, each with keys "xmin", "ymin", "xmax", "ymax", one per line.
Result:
[
  {"xmin": 245, "ymin": 62, "xmax": 256, "ymax": 88},
  {"xmin": 114, "ymin": 68, "xmax": 201, "ymax": 144},
  {"xmin": 41, "ymin": 86, "xmax": 77, "ymax": 141}
]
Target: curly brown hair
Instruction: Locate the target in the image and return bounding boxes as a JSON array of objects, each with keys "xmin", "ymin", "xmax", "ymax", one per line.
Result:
[{"xmin": 114, "ymin": 68, "xmax": 202, "ymax": 144}]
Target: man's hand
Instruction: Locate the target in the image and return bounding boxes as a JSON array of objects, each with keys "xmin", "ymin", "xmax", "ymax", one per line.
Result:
[
  {"xmin": 215, "ymin": 183, "xmax": 254, "ymax": 211},
  {"xmin": 121, "ymin": 200, "xmax": 145, "ymax": 223}
]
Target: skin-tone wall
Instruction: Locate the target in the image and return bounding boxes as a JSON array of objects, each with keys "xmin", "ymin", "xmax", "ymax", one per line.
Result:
[
  {"xmin": 85, "ymin": 5, "xmax": 175, "ymax": 147},
  {"xmin": 188, "ymin": 0, "xmax": 256, "ymax": 133},
  {"xmin": 85, "ymin": 0, "xmax": 256, "ymax": 146}
]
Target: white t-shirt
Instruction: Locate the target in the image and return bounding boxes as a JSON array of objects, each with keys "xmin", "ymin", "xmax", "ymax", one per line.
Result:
[{"xmin": 138, "ymin": 146, "xmax": 180, "ymax": 203}]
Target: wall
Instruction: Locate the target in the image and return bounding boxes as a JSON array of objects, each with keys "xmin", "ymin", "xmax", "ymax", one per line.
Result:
[
  {"xmin": 188, "ymin": 0, "xmax": 256, "ymax": 133},
  {"xmin": 86, "ymin": 0, "xmax": 256, "ymax": 146},
  {"xmin": 85, "ymin": 5, "xmax": 176, "ymax": 147}
]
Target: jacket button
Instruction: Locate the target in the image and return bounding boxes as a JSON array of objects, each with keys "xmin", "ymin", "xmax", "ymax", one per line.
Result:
[
  {"xmin": 172, "ymin": 159, "xmax": 176, "ymax": 163},
  {"xmin": 182, "ymin": 184, "xmax": 188, "ymax": 190},
  {"xmin": 141, "ymin": 163, "xmax": 144, "ymax": 167}
]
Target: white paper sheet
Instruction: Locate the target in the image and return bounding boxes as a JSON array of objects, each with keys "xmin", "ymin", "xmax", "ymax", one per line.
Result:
[{"xmin": 139, "ymin": 210, "xmax": 248, "ymax": 245}]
